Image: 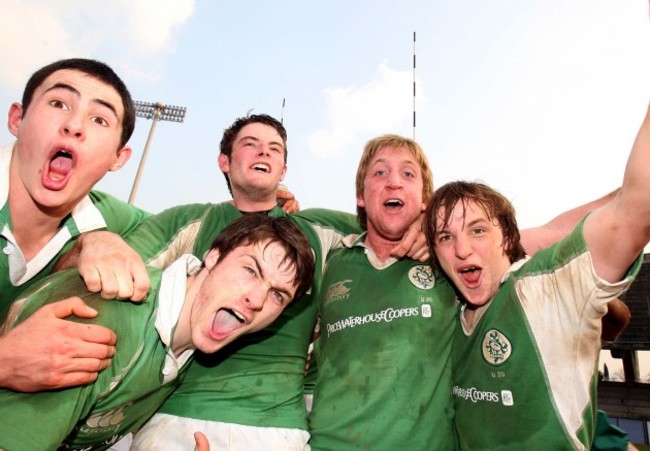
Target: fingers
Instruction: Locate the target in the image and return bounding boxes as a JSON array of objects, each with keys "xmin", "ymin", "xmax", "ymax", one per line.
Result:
[
  {"xmin": 194, "ymin": 432, "xmax": 210, "ymax": 451},
  {"xmin": 0, "ymin": 310, "xmax": 117, "ymax": 391},
  {"xmin": 129, "ymin": 262, "xmax": 151, "ymax": 302},
  {"xmin": 48, "ymin": 297, "xmax": 98, "ymax": 319},
  {"xmin": 77, "ymin": 231, "xmax": 151, "ymax": 301},
  {"xmin": 282, "ymin": 198, "xmax": 300, "ymax": 213}
]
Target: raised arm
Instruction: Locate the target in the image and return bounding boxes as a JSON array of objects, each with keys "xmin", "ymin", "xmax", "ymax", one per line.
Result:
[
  {"xmin": 585, "ymin": 102, "xmax": 650, "ymax": 282},
  {"xmin": 520, "ymin": 189, "xmax": 619, "ymax": 256}
]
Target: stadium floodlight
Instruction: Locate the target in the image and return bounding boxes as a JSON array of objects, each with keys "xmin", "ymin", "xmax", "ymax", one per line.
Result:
[{"xmin": 128, "ymin": 101, "xmax": 187, "ymax": 204}]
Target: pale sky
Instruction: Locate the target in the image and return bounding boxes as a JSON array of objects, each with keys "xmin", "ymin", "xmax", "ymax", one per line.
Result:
[
  {"xmin": 1, "ymin": 0, "xmax": 649, "ymax": 231},
  {"xmin": 1, "ymin": 0, "xmax": 649, "ymax": 377}
]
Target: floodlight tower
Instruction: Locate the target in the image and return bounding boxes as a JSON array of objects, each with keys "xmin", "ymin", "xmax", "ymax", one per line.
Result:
[{"xmin": 128, "ymin": 101, "xmax": 187, "ymax": 204}]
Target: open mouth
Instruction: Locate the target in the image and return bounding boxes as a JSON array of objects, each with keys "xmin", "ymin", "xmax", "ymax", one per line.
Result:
[
  {"xmin": 211, "ymin": 308, "xmax": 246, "ymax": 337},
  {"xmin": 49, "ymin": 149, "xmax": 73, "ymax": 179},
  {"xmin": 252, "ymin": 163, "xmax": 270, "ymax": 173},
  {"xmin": 458, "ymin": 266, "xmax": 481, "ymax": 286},
  {"xmin": 384, "ymin": 199, "xmax": 404, "ymax": 208}
]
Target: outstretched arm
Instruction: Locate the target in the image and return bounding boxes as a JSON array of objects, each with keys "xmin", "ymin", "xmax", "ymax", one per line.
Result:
[
  {"xmin": 585, "ymin": 102, "xmax": 650, "ymax": 282},
  {"xmin": 520, "ymin": 189, "xmax": 619, "ymax": 256}
]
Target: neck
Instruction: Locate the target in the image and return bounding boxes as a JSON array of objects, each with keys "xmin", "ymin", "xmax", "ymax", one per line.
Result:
[
  {"xmin": 231, "ymin": 194, "xmax": 277, "ymax": 213},
  {"xmin": 363, "ymin": 231, "xmax": 400, "ymax": 262},
  {"xmin": 171, "ymin": 271, "xmax": 203, "ymax": 357},
  {"xmin": 8, "ymin": 164, "xmax": 69, "ymax": 262}
]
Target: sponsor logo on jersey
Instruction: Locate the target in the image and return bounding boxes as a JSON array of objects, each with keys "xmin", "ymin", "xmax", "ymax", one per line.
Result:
[
  {"xmin": 326, "ymin": 306, "xmax": 420, "ymax": 337},
  {"xmin": 482, "ymin": 329, "xmax": 512, "ymax": 365},
  {"xmin": 452, "ymin": 386, "xmax": 500, "ymax": 403},
  {"xmin": 79, "ymin": 403, "xmax": 131, "ymax": 435},
  {"xmin": 452, "ymin": 386, "xmax": 515, "ymax": 406},
  {"xmin": 324, "ymin": 280, "xmax": 352, "ymax": 305},
  {"xmin": 408, "ymin": 265, "xmax": 435, "ymax": 289}
]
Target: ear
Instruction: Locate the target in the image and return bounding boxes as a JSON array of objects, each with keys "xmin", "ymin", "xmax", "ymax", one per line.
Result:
[
  {"xmin": 218, "ymin": 153, "xmax": 230, "ymax": 174},
  {"xmin": 356, "ymin": 192, "xmax": 365, "ymax": 208},
  {"xmin": 7, "ymin": 103, "xmax": 23, "ymax": 137},
  {"xmin": 421, "ymin": 201, "xmax": 427, "ymax": 212},
  {"xmin": 109, "ymin": 145, "xmax": 132, "ymax": 172},
  {"xmin": 279, "ymin": 163, "xmax": 287, "ymax": 181},
  {"xmin": 204, "ymin": 248, "xmax": 221, "ymax": 269}
]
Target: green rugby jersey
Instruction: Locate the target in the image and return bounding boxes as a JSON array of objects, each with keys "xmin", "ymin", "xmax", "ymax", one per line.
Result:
[
  {"xmin": 308, "ymin": 234, "xmax": 457, "ymax": 450},
  {"xmin": 0, "ymin": 260, "xmax": 196, "ymax": 451},
  {"xmin": 452, "ymin": 221, "xmax": 641, "ymax": 450},
  {"xmin": 125, "ymin": 202, "xmax": 359, "ymax": 429}
]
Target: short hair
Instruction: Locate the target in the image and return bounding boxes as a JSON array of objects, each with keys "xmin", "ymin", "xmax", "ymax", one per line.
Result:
[
  {"xmin": 209, "ymin": 214, "xmax": 314, "ymax": 302},
  {"xmin": 423, "ymin": 181, "xmax": 526, "ymax": 269},
  {"xmin": 21, "ymin": 58, "xmax": 135, "ymax": 148},
  {"xmin": 355, "ymin": 134, "xmax": 434, "ymax": 229},
  {"xmin": 219, "ymin": 114, "xmax": 288, "ymax": 196}
]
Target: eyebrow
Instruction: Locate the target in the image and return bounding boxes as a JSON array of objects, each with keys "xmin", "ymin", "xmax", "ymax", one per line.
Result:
[
  {"xmin": 44, "ymin": 82, "xmax": 119, "ymax": 120},
  {"xmin": 370, "ymin": 157, "xmax": 418, "ymax": 167},
  {"xmin": 250, "ymin": 254, "xmax": 293, "ymax": 299}
]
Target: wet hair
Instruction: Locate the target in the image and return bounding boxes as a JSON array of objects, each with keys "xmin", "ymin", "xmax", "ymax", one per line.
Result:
[
  {"xmin": 209, "ymin": 214, "xmax": 314, "ymax": 302},
  {"xmin": 219, "ymin": 114, "xmax": 288, "ymax": 196},
  {"xmin": 423, "ymin": 181, "xmax": 526, "ymax": 269},
  {"xmin": 355, "ymin": 134, "xmax": 434, "ymax": 229},
  {"xmin": 21, "ymin": 58, "xmax": 135, "ymax": 148}
]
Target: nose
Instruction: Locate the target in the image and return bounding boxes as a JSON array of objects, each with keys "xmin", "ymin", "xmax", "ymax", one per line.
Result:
[
  {"xmin": 454, "ymin": 235, "xmax": 472, "ymax": 260},
  {"xmin": 245, "ymin": 283, "xmax": 267, "ymax": 311},
  {"xmin": 60, "ymin": 112, "xmax": 84, "ymax": 139},
  {"xmin": 386, "ymin": 172, "xmax": 403, "ymax": 189},
  {"xmin": 256, "ymin": 144, "xmax": 270, "ymax": 157}
]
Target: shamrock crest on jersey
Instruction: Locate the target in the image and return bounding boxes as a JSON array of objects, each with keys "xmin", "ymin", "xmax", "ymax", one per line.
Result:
[{"xmin": 482, "ymin": 329, "xmax": 512, "ymax": 365}]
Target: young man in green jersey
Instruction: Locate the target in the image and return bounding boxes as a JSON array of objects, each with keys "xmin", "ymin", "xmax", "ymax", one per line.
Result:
[
  {"xmin": 423, "ymin": 102, "xmax": 650, "ymax": 449},
  {"xmin": 0, "ymin": 213, "xmax": 315, "ymax": 451},
  {"xmin": 0, "ymin": 58, "xmax": 150, "ymax": 393}
]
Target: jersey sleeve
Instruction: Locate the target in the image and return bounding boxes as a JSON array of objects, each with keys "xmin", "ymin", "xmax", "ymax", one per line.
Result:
[
  {"xmin": 292, "ymin": 208, "xmax": 360, "ymax": 259},
  {"xmin": 89, "ymin": 190, "xmax": 151, "ymax": 235}
]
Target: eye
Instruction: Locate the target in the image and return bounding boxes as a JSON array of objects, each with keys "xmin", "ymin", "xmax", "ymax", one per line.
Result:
[
  {"xmin": 269, "ymin": 289, "xmax": 286, "ymax": 305},
  {"xmin": 244, "ymin": 266, "xmax": 257, "ymax": 277},
  {"xmin": 437, "ymin": 233, "xmax": 452, "ymax": 244},
  {"xmin": 403, "ymin": 170, "xmax": 415, "ymax": 178},
  {"xmin": 373, "ymin": 169, "xmax": 386, "ymax": 177},
  {"xmin": 270, "ymin": 146, "xmax": 282, "ymax": 154},
  {"xmin": 471, "ymin": 227, "xmax": 486, "ymax": 236},
  {"xmin": 49, "ymin": 99, "xmax": 69, "ymax": 110},
  {"xmin": 91, "ymin": 116, "xmax": 109, "ymax": 127}
]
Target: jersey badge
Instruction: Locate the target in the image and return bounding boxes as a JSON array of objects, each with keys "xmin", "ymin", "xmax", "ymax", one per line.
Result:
[
  {"xmin": 482, "ymin": 329, "xmax": 512, "ymax": 365},
  {"xmin": 408, "ymin": 265, "xmax": 435, "ymax": 289}
]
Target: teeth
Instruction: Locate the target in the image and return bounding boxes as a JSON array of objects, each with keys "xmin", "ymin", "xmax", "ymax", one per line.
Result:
[
  {"xmin": 385, "ymin": 199, "xmax": 403, "ymax": 206},
  {"xmin": 460, "ymin": 267, "xmax": 479, "ymax": 273},
  {"xmin": 229, "ymin": 309, "xmax": 245, "ymax": 323},
  {"xmin": 252, "ymin": 164, "xmax": 270, "ymax": 173}
]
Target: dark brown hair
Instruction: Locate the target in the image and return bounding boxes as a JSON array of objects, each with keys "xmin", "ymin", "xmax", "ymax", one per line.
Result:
[
  {"xmin": 423, "ymin": 181, "xmax": 526, "ymax": 268},
  {"xmin": 210, "ymin": 214, "xmax": 314, "ymax": 302}
]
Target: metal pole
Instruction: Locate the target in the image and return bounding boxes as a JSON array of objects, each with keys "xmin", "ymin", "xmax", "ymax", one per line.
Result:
[{"xmin": 128, "ymin": 104, "xmax": 162, "ymax": 204}]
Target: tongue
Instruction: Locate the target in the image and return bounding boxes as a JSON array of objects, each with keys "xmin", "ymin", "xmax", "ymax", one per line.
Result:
[
  {"xmin": 212, "ymin": 310, "xmax": 243, "ymax": 335},
  {"xmin": 461, "ymin": 270, "xmax": 481, "ymax": 286},
  {"xmin": 49, "ymin": 155, "xmax": 73, "ymax": 177}
]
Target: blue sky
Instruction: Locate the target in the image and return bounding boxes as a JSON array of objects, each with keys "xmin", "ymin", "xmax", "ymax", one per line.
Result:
[{"xmin": 1, "ymin": 0, "xmax": 649, "ymax": 232}]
